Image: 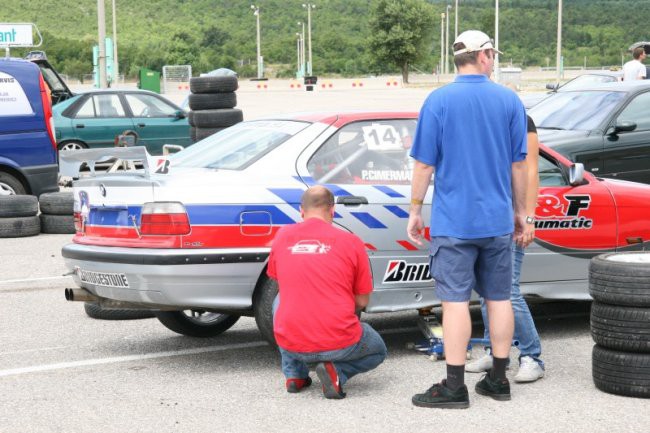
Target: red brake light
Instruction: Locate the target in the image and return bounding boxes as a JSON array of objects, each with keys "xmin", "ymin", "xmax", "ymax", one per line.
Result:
[
  {"xmin": 140, "ymin": 202, "xmax": 190, "ymax": 235},
  {"xmin": 38, "ymin": 74, "xmax": 57, "ymax": 153}
]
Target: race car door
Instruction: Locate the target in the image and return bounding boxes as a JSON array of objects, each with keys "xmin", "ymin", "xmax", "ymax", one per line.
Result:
[
  {"xmin": 300, "ymin": 117, "xmax": 438, "ymax": 313},
  {"xmin": 521, "ymin": 151, "xmax": 617, "ymax": 299}
]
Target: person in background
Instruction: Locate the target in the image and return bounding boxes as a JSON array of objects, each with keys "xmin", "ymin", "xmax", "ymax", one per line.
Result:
[{"xmin": 622, "ymin": 47, "xmax": 647, "ymax": 81}]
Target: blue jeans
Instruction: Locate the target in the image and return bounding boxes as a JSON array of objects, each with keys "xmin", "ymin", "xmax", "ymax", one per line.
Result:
[
  {"xmin": 273, "ymin": 296, "xmax": 387, "ymax": 385},
  {"xmin": 480, "ymin": 243, "xmax": 544, "ymax": 368}
]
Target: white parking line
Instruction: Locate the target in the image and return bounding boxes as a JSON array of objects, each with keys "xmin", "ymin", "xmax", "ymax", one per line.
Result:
[
  {"xmin": 0, "ymin": 341, "xmax": 268, "ymax": 378},
  {"xmin": 0, "ymin": 276, "xmax": 71, "ymax": 284}
]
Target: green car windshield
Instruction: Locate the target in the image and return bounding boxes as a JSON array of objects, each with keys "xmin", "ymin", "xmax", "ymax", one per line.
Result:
[
  {"xmin": 529, "ymin": 90, "xmax": 625, "ymax": 131},
  {"xmin": 170, "ymin": 120, "xmax": 309, "ymax": 170}
]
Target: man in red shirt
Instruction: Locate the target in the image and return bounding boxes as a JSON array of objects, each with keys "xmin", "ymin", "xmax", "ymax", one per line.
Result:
[{"xmin": 267, "ymin": 185, "xmax": 387, "ymax": 399}]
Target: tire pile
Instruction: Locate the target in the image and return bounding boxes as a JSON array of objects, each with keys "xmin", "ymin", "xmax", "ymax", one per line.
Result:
[
  {"xmin": 39, "ymin": 192, "xmax": 75, "ymax": 234},
  {"xmin": 188, "ymin": 75, "xmax": 243, "ymax": 143},
  {"xmin": 0, "ymin": 195, "xmax": 40, "ymax": 238},
  {"xmin": 589, "ymin": 252, "xmax": 650, "ymax": 398}
]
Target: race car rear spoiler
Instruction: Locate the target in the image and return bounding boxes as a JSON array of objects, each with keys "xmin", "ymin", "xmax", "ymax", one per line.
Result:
[{"xmin": 59, "ymin": 147, "xmax": 159, "ymax": 178}]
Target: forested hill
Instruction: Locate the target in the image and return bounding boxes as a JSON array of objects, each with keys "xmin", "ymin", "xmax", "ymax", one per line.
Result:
[{"xmin": 3, "ymin": 0, "xmax": 647, "ymax": 78}]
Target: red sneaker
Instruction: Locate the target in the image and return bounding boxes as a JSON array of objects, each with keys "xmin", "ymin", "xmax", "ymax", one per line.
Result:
[
  {"xmin": 286, "ymin": 377, "xmax": 312, "ymax": 393},
  {"xmin": 316, "ymin": 362, "xmax": 346, "ymax": 399}
]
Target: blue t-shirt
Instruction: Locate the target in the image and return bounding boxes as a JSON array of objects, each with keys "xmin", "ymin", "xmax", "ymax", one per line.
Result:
[{"xmin": 410, "ymin": 74, "xmax": 527, "ymax": 239}]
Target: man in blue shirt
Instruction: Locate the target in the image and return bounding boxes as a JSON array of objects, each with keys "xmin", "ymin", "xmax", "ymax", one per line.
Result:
[{"xmin": 408, "ymin": 30, "xmax": 530, "ymax": 409}]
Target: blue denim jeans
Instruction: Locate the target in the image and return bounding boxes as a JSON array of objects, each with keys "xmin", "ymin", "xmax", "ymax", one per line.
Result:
[
  {"xmin": 273, "ymin": 296, "xmax": 387, "ymax": 385},
  {"xmin": 480, "ymin": 243, "xmax": 544, "ymax": 368}
]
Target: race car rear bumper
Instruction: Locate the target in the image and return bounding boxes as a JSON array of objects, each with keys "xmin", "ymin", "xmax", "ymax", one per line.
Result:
[{"xmin": 62, "ymin": 243, "xmax": 269, "ymax": 312}]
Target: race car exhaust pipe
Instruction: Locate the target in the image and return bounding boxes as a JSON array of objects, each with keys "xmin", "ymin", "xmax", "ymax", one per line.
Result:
[{"xmin": 65, "ymin": 288, "xmax": 98, "ymax": 302}]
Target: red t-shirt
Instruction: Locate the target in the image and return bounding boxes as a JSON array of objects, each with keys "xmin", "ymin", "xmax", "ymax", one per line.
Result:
[{"xmin": 267, "ymin": 217, "xmax": 373, "ymax": 352}]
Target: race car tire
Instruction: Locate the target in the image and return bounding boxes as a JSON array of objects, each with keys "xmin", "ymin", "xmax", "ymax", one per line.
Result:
[
  {"xmin": 592, "ymin": 345, "xmax": 650, "ymax": 398},
  {"xmin": 188, "ymin": 92, "xmax": 237, "ymax": 110},
  {"xmin": 190, "ymin": 75, "xmax": 238, "ymax": 94},
  {"xmin": 195, "ymin": 127, "xmax": 226, "ymax": 142},
  {"xmin": 40, "ymin": 214, "xmax": 75, "ymax": 234},
  {"xmin": 84, "ymin": 302, "xmax": 156, "ymax": 320},
  {"xmin": 0, "ymin": 171, "xmax": 26, "ymax": 195},
  {"xmin": 192, "ymin": 109, "xmax": 243, "ymax": 128},
  {"xmin": 591, "ymin": 301, "xmax": 650, "ymax": 353},
  {"xmin": 253, "ymin": 276, "xmax": 278, "ymax": 346},
  {"xmin": 39, "ymin": 191, "xmax": 74, "ymax": 215},
  {"xmin": 0, "ymin": 216, "xmax": 40, "ymax": 238},
  {"xmin": 589, "ymin": 252, "xmax": 650, "ymax": 307},
  {"xmin": 0, "ymin": 195, "xmax": 38, "ymax": 217},
  {"xmin": 155, "ymin": 310, "xmax": 240, "ymax": 338}
]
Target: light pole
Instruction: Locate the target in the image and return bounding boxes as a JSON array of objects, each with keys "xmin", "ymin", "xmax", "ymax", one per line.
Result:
[
  {"xmin": 445, "ymin": 5, "xmax": 451, "ymax": 74},
  {"xmin": 494, "ymin": 0, "xmax": 500, "ymax": 82},
  {"xmin": 97, "ymin": 0, "xmax": 107, "ymax": 88},
  {"xmin": 251, "ymin": 5, "xmax": 262, "ymax": 79},
  {"xmin": 111, "ymin": 0, "xmax": 118, "ymax": 83},
  {"xmin": 302, "ymin": 3, "xmax": 315, "ymax": 76},
  {"xmin": 556, "ymin": 0, "xmax": 563, "ymax": 86},
  {"xmin": 454, "ymin": 0, "xmax": 459, "ymax": 40},
  {"xmin": 297, "ymin": 21, "xmax": 306, "ymax": 77},
  {"xmin": 440, "ymin": 13, "xmax": 445, "ymax": 75},
  {"xmin": 296, "ymin": 33, "xmax": 301, "ymax": 76}
]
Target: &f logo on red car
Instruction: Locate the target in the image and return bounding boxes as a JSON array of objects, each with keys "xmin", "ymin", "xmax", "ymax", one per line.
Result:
[{"xmin": 535, "ymin": 194, "xmax": 593, "ymax": 230}]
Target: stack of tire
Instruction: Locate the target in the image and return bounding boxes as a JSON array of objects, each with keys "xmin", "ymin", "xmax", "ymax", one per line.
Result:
[
  {"xmin": 589, "ymin": 252, "xmax": 650, "ymax": 398},
  {"xmin": 188, "ymin": 75, "xmax": 243, "ymax": 143},
  {"xmin": 39, "ymin": 191, "xmax": 75, "ymax": 234},
  {"xmin": 0, "ymin": 195, "xmax": 40, "ymax": 238}
]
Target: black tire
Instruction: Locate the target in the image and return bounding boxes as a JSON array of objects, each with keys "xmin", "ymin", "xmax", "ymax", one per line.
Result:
[
  {"xmin": 39, "ymin": 191, "xmax": 74, "ymax": 215},
  {"xmin": 589, "ymin": 253, "xmax": 650, "ymax": 307},
  {"xmin": 155, "ymin": 310, "xmax": 240, "ymax": 337},
  {"xmin": 190, "ymin": 75, "xmax": 238, "ymax": 94},
  {"xmin": 0, "ymin": 216, "xmax": 40, "ymax": 238},
  {"xmin": 591, "ymin": 301, "xmax": 650, "ymax": 353},
  {"xmin": 253, "ymin": 276, "xmax": 278, "ymax": 346},
  {"xmin": 190, "ymin": 126, "xmax": 197, "ymax": 142},
  {"xmin": 0, "ymin": 195, "xmax": 38, "ymax": 217},
  {"xmin": 84, "ymin": 302, "xmax": 156, "ymax": 320},
  {"xmin": 188, "ymin": 111, "xmax": 196, "ymax": 127},
  {"xmin": 592, "ymin": 345, "xmax": 650, "ymax": 398},
  {"xmin": 192, "ymin": 109, "xmax": 243, "ymax": 128},
  {"xmin": 195, "ymin": 127, "xmax": 226, "ymax": 141},
  {"xmin": 0, "ymin": 171, "xmax": 26, "ymax": 195},
  {"xmin": 188, "ymin": 93, "xmax": 237, "ymax": 110},
  {"xmin": 40, "ymin": 214, "xmax": 75, "ymax": 234}
]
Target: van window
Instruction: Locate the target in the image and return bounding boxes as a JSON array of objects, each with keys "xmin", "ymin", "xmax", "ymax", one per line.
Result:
[{"xmin": 0, "ymin": 71, "xmax": 34, "ymax": 116}]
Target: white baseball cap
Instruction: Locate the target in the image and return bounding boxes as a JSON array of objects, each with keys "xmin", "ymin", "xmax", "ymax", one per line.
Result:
[{"xmin": 453, "ymin": 30, "xmax": 503, "ymax": 56}]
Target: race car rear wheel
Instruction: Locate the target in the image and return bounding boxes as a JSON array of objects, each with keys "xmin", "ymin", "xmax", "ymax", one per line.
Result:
[
  {"xmin": 155, "ymin": 310, "xmax": 240, "ymax": 338},
  {"xmin": 253, "ymin": 276, "xmax": 278, "ymax": 346}
]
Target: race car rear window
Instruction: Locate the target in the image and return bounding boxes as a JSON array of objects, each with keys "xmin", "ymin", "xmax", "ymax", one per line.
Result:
[{"xmin": 170, "ymin": 120, "xmax": 309, "ymax": 170}]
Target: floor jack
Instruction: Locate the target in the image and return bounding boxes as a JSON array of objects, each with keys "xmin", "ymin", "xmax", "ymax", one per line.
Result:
[{"xmin": 407, "ymin": 308, "xmax": 519, "ymax": 361}]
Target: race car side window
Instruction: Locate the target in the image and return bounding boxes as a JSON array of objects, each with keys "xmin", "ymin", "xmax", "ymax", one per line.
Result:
[
  {"xmin": 307, "ymin": 119, "xmax": 417, "ymax": 185},
  {"xmin": 538, "ymin": 154, "xmax": 567, "ymax": 187}
]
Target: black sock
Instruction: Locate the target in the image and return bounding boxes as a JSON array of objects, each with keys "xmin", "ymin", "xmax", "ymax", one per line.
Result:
[
  {"xmin": 490, "ymin": 357, "xmax": 508, "ymax": 381},
  {"xmin": 446, "ymin": 364, "xmax": 465, "ymax": 391}
]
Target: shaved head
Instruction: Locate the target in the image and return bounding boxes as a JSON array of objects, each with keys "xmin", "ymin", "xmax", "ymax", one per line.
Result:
[{"xmin": 300, "ymin": 186, "xmax": 335, "ymax": 222}]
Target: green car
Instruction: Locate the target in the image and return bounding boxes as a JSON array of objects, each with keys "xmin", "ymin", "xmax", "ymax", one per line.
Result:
[{"xmin": 53, "ymin": 89, "xmax": 190, "ymax": 155}]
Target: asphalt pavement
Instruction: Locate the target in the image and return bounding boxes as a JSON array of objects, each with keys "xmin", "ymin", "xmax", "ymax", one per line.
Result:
[{"xmin": 1, "ymin": 86, "xmax": 648, "ymax": 433}]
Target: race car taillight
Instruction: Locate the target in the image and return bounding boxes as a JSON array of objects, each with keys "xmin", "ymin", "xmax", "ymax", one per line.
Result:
[
  {"xmin": 140, "ymin": 202, "xmax": 191, "ymax": 236},
  {"xmin": 73, "ymin": 212, "xmax": 82, "ymax": 232}
]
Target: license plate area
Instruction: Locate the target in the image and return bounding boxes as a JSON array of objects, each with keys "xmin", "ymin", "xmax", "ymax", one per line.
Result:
[{"xmin": 76, "ymin": 268, "xmax": 130, "ymax": 288}]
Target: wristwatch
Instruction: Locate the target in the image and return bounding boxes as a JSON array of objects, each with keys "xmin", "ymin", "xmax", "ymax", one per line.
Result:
[{"xmin": 525, "ymin": 216, "xmax": 535, "ymax": 224}]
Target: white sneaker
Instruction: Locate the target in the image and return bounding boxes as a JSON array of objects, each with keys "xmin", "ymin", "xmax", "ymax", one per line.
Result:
[
  {"xmin": 514, "ymin": 356, "xmax": 544, "ymax": 383},
  {"xmin": 465, "ymin": 353, "xmax": 493, "ymax": 373}
]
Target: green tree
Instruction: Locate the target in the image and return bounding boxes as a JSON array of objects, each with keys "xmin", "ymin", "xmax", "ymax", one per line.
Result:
[{"xmin": 368, "ymin": 0, "xmax": 435, "ymax": 83}]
